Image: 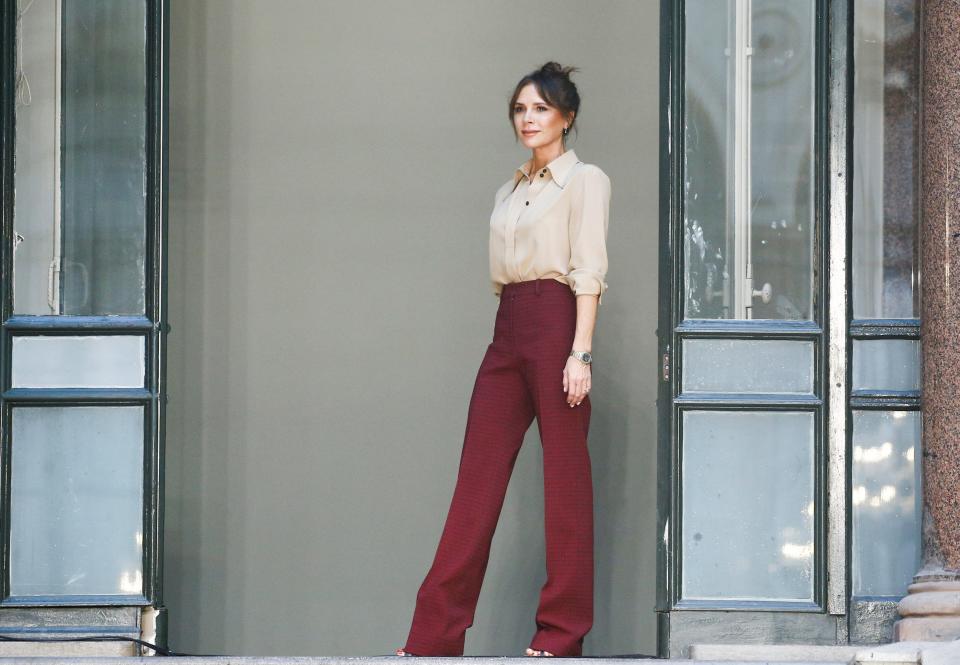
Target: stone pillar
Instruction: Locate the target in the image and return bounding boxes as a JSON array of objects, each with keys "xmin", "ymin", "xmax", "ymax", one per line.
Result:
[{"xmin": 894, "ymin": 0, "xmax": 960, "ymax": 642}]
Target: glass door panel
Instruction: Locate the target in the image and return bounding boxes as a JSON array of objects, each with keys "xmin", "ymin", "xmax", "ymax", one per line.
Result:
[
  {"xmin": 851, "ymin": 0, "xmax": 919, "ymax": 320},
  {"xmin": 11, "ymin": 335, "xmax": 145, "ymax": 388},
  {"xmin": 660, "ymin": 0, "xmax": 834, "ymax": 656},
  {"xmin": 1, "ymin": 0, "xmax": 163, "ymax": 623},
  {"xmin": 681, "ymin": 339, "xmax": 814, "ymax": 394},
  {"xmin": 675, "ymin": 0, "xmax": 822, "ymax": 607},
  {"xmin": 13, "ymin": 0, "xmax": 147, "ymax": 316},
  {"xmin": 684, "ymin": 0, "xmax": 815, "ymax": 320},
  {"xmin": 681, "ymin": 410, "xmax": 815, "ymax": 602},
  {"xmin": 851, "ymin": 339, "xmax": 920, "ymax": 392},
  {"xmin": 9, "ymin": 406, "xmax": 144, "ymax": 597},
  {"xmin": 847, "ymin": 0, "xmax": 921, "ymax": 643},
  {"xmin": 851, "ymin": 410, "xmax": 921, "ymax": 597}
]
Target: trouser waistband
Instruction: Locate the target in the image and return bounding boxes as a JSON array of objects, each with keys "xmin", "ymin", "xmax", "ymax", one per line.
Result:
[{"xmin": 500, "ymin": 278, "xmax": 568, "ymax": 296}]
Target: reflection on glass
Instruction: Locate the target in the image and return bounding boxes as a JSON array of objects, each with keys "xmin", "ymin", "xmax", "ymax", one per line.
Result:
[
  {"xmin": 12, "ymin": 335, "xmax": 145, "ymax": 388},
  {"xmin": 682, "ymin": 339, "xmax": 814, "ymax": 394},
  {"xmin": 852, "ymin": 0, "xmax": 919, "ymax": 319},
  {"xmin": 684, "ymin": 0, "xmax": 815, "ymax": 320},
  {"xmin": 13, "ymin": 0, "xmax": 147, "ymax": 315},
  {"xmin": 682, "ymin": 410, "xmax": 815, "ymax": 601},
  {"xmin": 10, "ymin": 406, "xmax": 144, "ymax": 596},
  {"xmin": 853, "ymin": 339, "xmax": 920, "ymax": 391},
  {"xmin": 852, "ymin": 410, "xmax": 921, "ymax": 596}
]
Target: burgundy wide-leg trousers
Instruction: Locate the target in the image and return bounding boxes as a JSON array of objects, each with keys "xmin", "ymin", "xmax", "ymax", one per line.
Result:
[{"xmin": 403, "ymin": 277, "xmax": 594, "ymax": 657}]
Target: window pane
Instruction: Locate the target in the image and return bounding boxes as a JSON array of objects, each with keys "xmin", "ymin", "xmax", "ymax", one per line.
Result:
[
  {"xmin": 682, "ymin": 410, "xmax": 815, "ymax": 601},
  {"xmin": 682, "ymin": 339, "xmax": 814, "ymax": 394},
  {"xmin": 852, "ymin": 0, "xmax": 919, "ymax": 318},
  {"xmin": 12, "ymin": 335, "xmax": 145, "ymax": 388},
  {"xmin": 852, "ymin": 410, "xmax": 921, "ymax": 596},
  {"xmin": 684, "ymin": 0, "xmax": 815, "ymax": 320},
  {"xmin": 853, "ymin": 339, "xmax": 920, "ymax": 392},
  {"xmin": 13, "ymin": 0, "xmax": 147, "ymax": 315},
  {"xmin": 10, "ymin": 406, "xmax": 144, "ymax": 596}
]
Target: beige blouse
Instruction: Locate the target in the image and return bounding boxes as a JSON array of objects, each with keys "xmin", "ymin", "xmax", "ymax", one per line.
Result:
[{"xmin": 489, "ymin": 148, "xmax": 611, "ymax": 305}]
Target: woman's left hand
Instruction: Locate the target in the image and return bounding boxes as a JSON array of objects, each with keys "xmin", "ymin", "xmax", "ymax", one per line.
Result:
[{"xmin": 563, "ymin": 355, "xmax": 592, "ymax": 407}]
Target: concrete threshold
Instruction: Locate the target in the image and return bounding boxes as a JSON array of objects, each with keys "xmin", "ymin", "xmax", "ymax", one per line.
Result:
[
  {"xmin": 0, "ymin": 657, "xmax": 849, "ymax": 665},
  {"xmin": 0, "ymin": 644, "xmax": 953, "ymax": 665}
]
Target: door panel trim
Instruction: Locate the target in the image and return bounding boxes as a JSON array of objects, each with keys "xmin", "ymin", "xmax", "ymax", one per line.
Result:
[{"xmin": 825, "ymin": 0, "xmax": 852, "ymax": 618}]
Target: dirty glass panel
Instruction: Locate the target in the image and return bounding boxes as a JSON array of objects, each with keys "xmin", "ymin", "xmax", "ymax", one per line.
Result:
[
  {"xmin": 852, "ymin": 410, "xmax": 921, "ymax": 597},
  {"xmin": 682, "ymin": 339, "xmax": 814, "ymax": 394},
  {"xmin": 684, "ymin": 0, "xmax": 815, "ymax": 320},
  {"xmin": 852, "ymin": 339, "xmax": 920, "ymax": 392},
  {"xmin": 13, "ymin": 0, "xmax": 147, "ymax": 315},
  {"xmin": 852, "ymin": 0, "xmax": 919, "ymax": 319},
  {"xmin": 10, "ymin": 406, "xmax": 144, "ymax": 596},
  {"xmin": 12, "ymin": 335, "xmax": 145, "ymax": 388},
  {"xmin": 682, "ymin": 410, "xmax": 815, "ymax": 601}
]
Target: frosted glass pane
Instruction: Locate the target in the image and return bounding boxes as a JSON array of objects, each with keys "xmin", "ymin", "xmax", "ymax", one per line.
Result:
[
  {"xmin": 10, "ymin": 407, "xmax": 144, "ymax": 596},
  {"xmin": 682, "ymin": 339, "xmax": 814, "ymax": 394},
  {"xmin": 12, "ymin": 336, "xmax": 145, "ymax": 388},
  {"xmin": 853, "ymin": 339, "xmax": 920, "ymax": 391},
  {"xmin": 682, "ymin": 410, "xmax": 815, "ymax": 601},
  {"xmin": 852, "ymin": 410, "xmax": 921, "ymax": 597}
]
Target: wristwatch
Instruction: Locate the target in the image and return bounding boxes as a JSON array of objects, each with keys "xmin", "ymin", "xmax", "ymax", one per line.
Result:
[{"xmin": 570, "ymin": 349, "xmax": 593, "ymax": 365}]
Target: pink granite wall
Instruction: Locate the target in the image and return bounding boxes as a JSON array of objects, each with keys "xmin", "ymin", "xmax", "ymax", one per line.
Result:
[{"xmin": 919, "ymin": 0, "xmax": 960, "ymax": 574}]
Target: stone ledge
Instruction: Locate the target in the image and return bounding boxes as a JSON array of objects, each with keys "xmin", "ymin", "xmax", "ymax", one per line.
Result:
[
  {"xmin": 0, "ymin": 658, "xmax": 864, "ymax": 665},
  {"xmin": 688, "ymin": 640, "xmax": 960, "ymax": 665},
  {"xmin": 689, "ymin": 643, "xmax": 859, "ymax": 662}
]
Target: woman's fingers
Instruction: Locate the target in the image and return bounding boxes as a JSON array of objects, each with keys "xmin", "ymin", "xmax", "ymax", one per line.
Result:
[
  {"xmin": 563, "ymin": 358, "xmax": 592, "ymax": 406},
  {"xmin": 570, "ymin": 375, "xmax": 584, "ymax": 406}
]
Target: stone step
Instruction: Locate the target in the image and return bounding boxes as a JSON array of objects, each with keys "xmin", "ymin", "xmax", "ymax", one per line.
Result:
[
  {"xmin": 0, "ymin": 644, "xmax": 952, "ymax": 664},
  {"xmin": 0, "ymin": 659, "xmax": 852, "ymax": 665},
  {"xmin": 689, "ymin": 640, "xmax": 960, "ymax": 665}
]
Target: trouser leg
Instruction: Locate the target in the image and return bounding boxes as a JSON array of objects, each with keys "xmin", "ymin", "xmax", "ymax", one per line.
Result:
[
  {"xmin": 403, "ymin": 342, "xmax": 534, "ymax": 656},
  {"xmin": 526, "ymin": 305, "xmax": 595, "ymax": 657}
]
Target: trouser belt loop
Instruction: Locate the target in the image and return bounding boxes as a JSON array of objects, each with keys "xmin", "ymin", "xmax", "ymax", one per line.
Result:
[{"xmin": 535, "ymin": 279, "xmax": 541, "ymax": 295}]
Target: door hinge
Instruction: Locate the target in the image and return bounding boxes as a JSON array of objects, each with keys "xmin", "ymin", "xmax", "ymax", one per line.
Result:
[{"xmin": 662, "ymin": 349, "xmax": 670, "ymax": 382}]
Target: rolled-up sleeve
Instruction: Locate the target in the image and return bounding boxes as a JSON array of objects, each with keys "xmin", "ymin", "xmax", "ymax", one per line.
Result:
[{"xmin": 567, "ymin": 166, "xmax": 611, "ymax": 305}]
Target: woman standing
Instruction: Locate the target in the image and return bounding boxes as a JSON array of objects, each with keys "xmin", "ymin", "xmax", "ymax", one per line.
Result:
[{"xmin": 397, "ymin": 61, "xmax": 611, "ymax": 658}]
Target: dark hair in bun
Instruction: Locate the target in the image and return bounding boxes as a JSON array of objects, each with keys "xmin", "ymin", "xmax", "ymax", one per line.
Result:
[{"xmin": 508, "ymin": 61, "xmax": 581, "ymax": 142}]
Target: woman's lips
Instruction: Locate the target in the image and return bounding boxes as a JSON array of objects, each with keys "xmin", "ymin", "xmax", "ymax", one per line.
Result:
[{"xmin": 522, "ymin": 130, "xmax": 540, "ymax": 136}]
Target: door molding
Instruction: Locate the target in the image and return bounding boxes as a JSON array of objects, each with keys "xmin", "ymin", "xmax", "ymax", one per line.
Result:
[{"xmin": 656, "ymin": 0, "xmax": 852, "ymax": 657}]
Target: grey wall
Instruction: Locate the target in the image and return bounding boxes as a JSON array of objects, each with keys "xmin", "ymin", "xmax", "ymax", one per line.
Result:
[{"xmin": 165, "ymin": 0, "xmax": 660, "ymax": 657}]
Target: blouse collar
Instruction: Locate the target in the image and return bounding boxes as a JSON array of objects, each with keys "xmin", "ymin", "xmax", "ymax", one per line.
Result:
[{"xmin": 514, "ymin": 148, "xmax": 580, "ymax": 189}]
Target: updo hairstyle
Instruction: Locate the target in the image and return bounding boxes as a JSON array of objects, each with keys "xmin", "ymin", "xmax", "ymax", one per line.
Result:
[{"xmin": 508, "ymin": 61, "xmax": 581, "ymax": 142}]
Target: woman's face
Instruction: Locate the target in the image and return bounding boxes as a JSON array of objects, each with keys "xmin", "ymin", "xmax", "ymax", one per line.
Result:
[{"xmin": 513, "ymin": 83, "xmax": 571, "ymax": 151}]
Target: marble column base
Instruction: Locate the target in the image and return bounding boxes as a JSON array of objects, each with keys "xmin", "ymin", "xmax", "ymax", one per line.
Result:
[{"xmin": 895, "ymin": 579, "xmax": 960, "ymax": 641}]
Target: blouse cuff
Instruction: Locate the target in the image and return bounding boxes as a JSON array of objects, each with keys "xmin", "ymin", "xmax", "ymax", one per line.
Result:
[{"xmin": 567, "ymin": 270, "xmax": 608, "ymax": 306}]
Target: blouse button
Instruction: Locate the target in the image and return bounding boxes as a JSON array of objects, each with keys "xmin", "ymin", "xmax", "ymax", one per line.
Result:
[{"xmin": 525, "ymin": 201, "xmax": 530, "ymax": 205}]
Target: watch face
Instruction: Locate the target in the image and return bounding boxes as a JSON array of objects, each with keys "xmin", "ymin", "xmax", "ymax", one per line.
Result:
[{"xmin": 582, "ymin": 352, "xmax": 592, "ymax": 363}]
